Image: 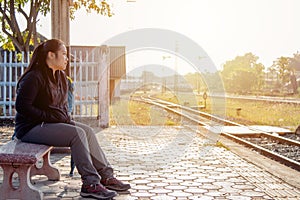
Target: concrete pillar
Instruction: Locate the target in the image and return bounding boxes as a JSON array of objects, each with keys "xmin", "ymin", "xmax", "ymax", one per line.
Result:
[
  {"xmin": 110, "ymin": 79, "xmax": 121, "ymax": 100},
  {"xmin": 51, "ymin": 0, "xmax": 71, "ymax": 46},
  {"xmin": 98, "ymin": 46, "xmax": 110, "ymax": 128},
  {"xmin": 51, "ymin": 0, "xmax": 72, "ymax": 75}
]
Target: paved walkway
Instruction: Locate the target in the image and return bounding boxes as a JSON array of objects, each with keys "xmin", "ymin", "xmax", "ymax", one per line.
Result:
[{"xmin": 1, "ymin": 125, "xmax": 300, "ymax": 199}]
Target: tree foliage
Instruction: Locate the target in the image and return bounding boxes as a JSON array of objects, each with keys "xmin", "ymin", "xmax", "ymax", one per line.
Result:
[
  {"xmin": 290, "ymin": 52, "xmax": 300, "ymax": 71},
  {"xmin": 70, "ymin": 0, "xmax": 113, "ymax": 18},
  {"xmin": 0, "ymin": 0, "xmax": 51, "ymax": 53},
  {"xmin": 221, "ymin": 52, "xmax": 265, "ymax": 93},
  {"xmin": 184, "ymin": 72, "xmax": 224, "ymax": 93},
  {"xmin": 0, "ymin": 0, "xmax": 112, "ymax": 55},
  {"xmin": 271, "ymin": 57, "xmax": 291, "ymax": 87},
  {"xmin": 269, "ymin": 56, "xmax": 299, "ymax": 93},
  {"xmin": 184, "ymin": 72, "xmax": 205, "ymax": 93}
]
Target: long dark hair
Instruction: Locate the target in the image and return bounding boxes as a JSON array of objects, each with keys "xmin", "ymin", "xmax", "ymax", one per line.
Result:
[{"xmin": 18, "ymin": 39, "xmax": 65, "ymax": 84}]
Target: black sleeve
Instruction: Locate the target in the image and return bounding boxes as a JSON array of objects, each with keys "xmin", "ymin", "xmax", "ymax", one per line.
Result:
[{"xmin": 15, "ymin": 73, "xmax": 69, "ymax": 123}]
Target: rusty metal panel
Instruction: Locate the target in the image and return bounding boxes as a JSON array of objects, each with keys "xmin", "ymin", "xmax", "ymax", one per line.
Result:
[{"xmin": 109, "ymin": 46, "xmax": 126, "ymax": 79}]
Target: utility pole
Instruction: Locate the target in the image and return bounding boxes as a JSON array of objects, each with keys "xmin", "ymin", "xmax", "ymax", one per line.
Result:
[
  {"xmin": 174, "ymin": 41, "xmax": 178, "ymax": 94},
  {"xmin": 162, "ymin": 56, "xmax": 171, "ymax": 94}
]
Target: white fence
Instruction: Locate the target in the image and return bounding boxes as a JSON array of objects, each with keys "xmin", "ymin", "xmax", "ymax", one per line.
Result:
[{"xmin": 0, "ymin": 50, "xmax": 102, "ymax": 119}]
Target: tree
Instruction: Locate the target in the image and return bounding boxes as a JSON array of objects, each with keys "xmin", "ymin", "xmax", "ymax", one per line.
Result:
[
  {"xmin": 290, "ymin": 52, "xmax": 300, "ymax": 71},
  {"xmin": 271, "ymin": 56, "xmax": 300, "ymax": 94},
  {"xmin": 0, "ymin": 0, "xmax": 112, "ymax": 55},
  {"xmin": 221, "ymin": 52, "xmax": 265, "ymax": 93},
  {"xmin": 184, "ymin": 72, "xmax": 205, "ymax": 93},
  {"xmin": 252, "ymin": 62, "xmax": 265, "ymax": 92},
  {"xmin": 290, "ymin": 52, "xmax": 300, "ymax": 93},
  {"xmin": 272, "ymin": 57, "xmax": 291, "ymax": 91},
  {"xmin": 0, "ymin": 0, "xmax": 50, "ymax": 53}
]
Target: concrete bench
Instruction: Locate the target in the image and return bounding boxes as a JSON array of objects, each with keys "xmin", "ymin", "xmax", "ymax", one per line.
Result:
[{"xmin": 0, "ymin": 140, "xmax": 60, "ymax": 200}]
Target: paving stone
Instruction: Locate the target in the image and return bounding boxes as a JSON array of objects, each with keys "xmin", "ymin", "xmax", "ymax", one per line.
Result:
[
  {"xmin": 221, "ymin": 172, "xmax": 241, "ymax": 178},
  {"xmin": 132, "ymin": 170, "xmax": 148, "ymax": 175},
  {"xmin": 227, "ymin": 177, "xmax": 248, "ymax": 183},
  {"xmin": 131, "ymin": 185, "xmax": 153, "ymax": 190},
  {"xmin": 180, "ymin": 181, "xmax": 203, "ymax": 187},
  {"xmin": 131, "ymin": 174, "xmax": 150, "ymax": 179},
  {"xmin": 131, "ymin": 192, "xmax": 155, "ymax": 197},
  {"xmin": 184, "ymin": 188, "xmax": 207, "ymax": 194},
  {"xmin": 57, "ymin": 191, "xmax": 78, "ymax": 198},
  {"xmin": 285, "ymin": 189, "xmax": 300, "ymax": 197},
  {"xmin": 185, "ymin": 168, "xmax": 202, "ymax": 173},
  {"xmin": 116, "ymin": 176, "xmax": 135, "ymax": 182},
  {"xmin": 232, "ymin": 184, "xmax": 257, "ymax": 190},
  {"xmin": 227, "ymin": 196, "xmax": 252, "ymax": 200},
  {"xmin": 168, "ymin": 191, "xmax": 192, "ymax": 197},
  {"xmin": 240, "ymin": 191, "xmax": 267, "ymax": 197},
  {"xmin": 114, "ymin": 196, "xmax": 138, "ymax": 200},
  {"xmin": 199, "ymin": 166, "xmax": 216, "ymax": 170},
  {"xmin": 176, "ymin": 175, "xmax": 197, "ymax": 181},
  {"xmin": 262, "ymin": 188, "xmax": 288, "ymax": 198},
  {"xmin": 159, "ymin": 173, "xmax": 176, "ymax": 179},
  {"xmin": 171, "ymin": 166, "xmax": 186, "ymax": 171},
  {"xmin": 150, "ymin": 196, "xmax": 176, "ymax": 200},
  {"xmin": 146, "ymin": 177, "xmax": 165, "ymax": 182},
  {"xmin": 1, "ymin": 126, "xmax": 300, "ymax": 199},
  {"xmin": 146, "ymin": 181, "xmax": 169, "ymax": 187},
  {"xmin": 206, "ymin": 191, "xmax": 228, "ymax": 197},
  {"xmin": 131, "ymin": 179, "xmax": 151, "ymax": 185},
  {"xmin": 163, "ymin": 179, "xmax": 183, "ymax": 185},
  {"xmin": 208, "ymin": 175, "xmax": 227, "ymax": 180},
  {"xmin": 189, "ymin": 173, "xmax": 207, "ymax": 178},
  {"xmin": 219, "ymin": 187, "xmax": 241, "ymax": 194},
  {"xmin": 215, "ymin": 167, "xmax": 232, "ymax": 172},
  {"xmin": 158, "ymin": 169, "xmax": 176, "ymax": 173},
  {"xmin": 194, "ymin": 178, "xmax": 215, "ymax": 183},
  {"xmin": 165, "ymin": 185, "xmax": 187, "ymax": 190},
  {"xmin": 190, "ymin": 196, "xmax": 214, "ymax": 200},
  {"xmin": 213, "ymin": 181, "xmax": 235, "ymax": 187},
  {"xmin": 201, "ymin": 184, "xmax": 222, "ymax": 190},
  {"xmin": 148, "ymin": 188, "xmax": 172, "ymax": 194}
]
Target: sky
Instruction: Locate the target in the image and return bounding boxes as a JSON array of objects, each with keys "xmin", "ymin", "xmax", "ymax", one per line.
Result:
[{"xmin": 38, "ymin": 0, "xmax": 300, "ymax": 74}]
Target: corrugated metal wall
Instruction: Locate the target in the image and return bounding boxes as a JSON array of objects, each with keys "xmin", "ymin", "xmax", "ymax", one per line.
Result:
[{"xmin": 109, "ymin": 46, "xmax": 126, "ymax": 80}]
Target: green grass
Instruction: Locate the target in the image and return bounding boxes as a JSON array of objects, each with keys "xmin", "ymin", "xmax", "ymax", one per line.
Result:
[
  {"xmin": 190, "ymin": 95, "xmax": 299, "ymax": 130},
  {"xmin": 152, "ymin": 91, "xmax": 299, "ymax": 130},
  {"xmin": 110, "ymin": 98, "xmax": 180, "ymax": 126},
  {"xmin": 224, "ymin": 99, "xmax": 300, "ymax": 130}
]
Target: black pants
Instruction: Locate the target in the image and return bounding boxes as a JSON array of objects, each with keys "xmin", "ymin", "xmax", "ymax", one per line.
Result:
[{"xmin": 21, "ymin": 121, "xmax": 113, "ymax": 185}]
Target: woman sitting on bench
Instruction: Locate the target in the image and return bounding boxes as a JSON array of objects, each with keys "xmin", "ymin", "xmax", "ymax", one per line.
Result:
[{"xmin": 14, "ymin": 39, "xmax": 130, "ymax": 200}]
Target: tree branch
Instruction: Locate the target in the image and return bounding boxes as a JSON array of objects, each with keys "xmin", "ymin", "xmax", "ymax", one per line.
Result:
[
  {"xmin": 0, "ymin": 0, "xmax": 21, "ymax": 51},
  {"xmin": 0, "ymin": 0, "xmax": 14, "ymax": 33},
  {"xmin": 24, "ymin": 0, "xmax": 39, "ymax": 49},
  {"xmin": 17, "ymin": 4, "xmax": 29, "ymax": 22},
  {"xmin": 9, "ymin": 0, "xmax": 24, "ymax": 49}
]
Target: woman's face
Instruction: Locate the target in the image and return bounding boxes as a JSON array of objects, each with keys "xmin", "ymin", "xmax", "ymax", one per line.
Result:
[{"xmin": 47, "ymin": 44, "xmax": 68, "ymax": 72}]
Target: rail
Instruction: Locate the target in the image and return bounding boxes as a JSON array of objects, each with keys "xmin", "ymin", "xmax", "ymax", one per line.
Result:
[{"xmin": 133, "ymin": 95, "xmax": 300, "ymax": 171}]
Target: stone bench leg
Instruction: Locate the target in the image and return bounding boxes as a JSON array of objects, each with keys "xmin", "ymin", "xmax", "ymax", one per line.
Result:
[
  {"xmin": 30, "ymin": 151, "xmax": 60, "ymax": 181},
  {"xmin": 0, "ymin": 164, "xmax": 43, "ymax": 200}
]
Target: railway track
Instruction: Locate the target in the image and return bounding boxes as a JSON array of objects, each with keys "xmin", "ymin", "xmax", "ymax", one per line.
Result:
[
  {"xmin": 132, "ymin": 95, "xmax": 300, "ymax": 171},
  {"xmin": 213, "ymin": 94, "xmax": 300, "ymax": 105}
]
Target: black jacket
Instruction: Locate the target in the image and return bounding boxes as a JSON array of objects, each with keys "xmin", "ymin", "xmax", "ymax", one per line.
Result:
[{"xmin": 14, "ymin": 69, "xmax": 70, "ymax": 139}]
